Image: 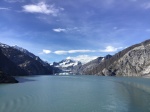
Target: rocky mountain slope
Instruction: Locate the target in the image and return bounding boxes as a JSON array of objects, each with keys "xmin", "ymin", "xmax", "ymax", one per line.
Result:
[
  {"xmin": 0, "ymin": 48, "xmax": 26, "ymax": 83},
  {"xmin": 85, "ymin": 39, "xmax": 150, "ymax": 76},
  {"xmin": 53, "ymin": 59, "xmax": 82, "ymax": 73},
  {"xmin": 12, "ymin": 45, "xmax": 60, "ymax": 74},
  {"xmin": 0, "ymin": 48, "xmax": 27, "ymax": 76},
  {"xmin": 73, "ymin": 55, "xmax": 112, "ymax": 74},
  {"xmin": 13, "ymin": 45, "xmax": 51, "ymax": 67},
  {"xmin": 0, "ymin": 43, "xmax": 55, "ymax": 75}
]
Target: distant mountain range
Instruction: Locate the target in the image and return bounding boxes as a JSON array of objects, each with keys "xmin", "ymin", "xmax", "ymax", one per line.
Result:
[
  {"xmin": 54, "ymin": 39, "xmax": 150, "ymax": 77},
  {"xmin": 52, "ymin": 55, "xmax": 112, "ymax": 74},
  {"xmin": 1, "ymin": 39, "xmax": 150, "ymax": 83}
]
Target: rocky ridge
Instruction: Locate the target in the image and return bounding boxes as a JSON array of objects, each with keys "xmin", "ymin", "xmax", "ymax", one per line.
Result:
[
  {"xmin": 85, "ymin": 39, "xmax": 150, "ymax": 76},
  {"xmin": 73, "ymin": 55, "xmax": 112, "ymax": 74},
  {"xmin": 0, "ymin": 43, "xmax": 56, "ymax": 76}
]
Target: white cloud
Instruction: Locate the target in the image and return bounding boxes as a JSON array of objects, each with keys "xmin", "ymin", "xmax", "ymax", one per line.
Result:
[
  {"xmin": 67, "ymin": 55, "xmax": 98, "ymax": 64},
  {"xmin": 0, "ymin": 7, "xmax": 10, "ymax": 10},
  {"xmin": 54, "ymin": 49, "xmax": 96, "ymax": 55},
  {"xmin": 53, "ymin": 28, "xmax": 66, "ymax": 32},
  {"xmin": 54, "ymin": 50, "xmax": 68, "ymax": 55},
  {"xmin": 68, "ymin": 50, "xmax": 95, "ymax": 53},
  {"xmin": 22, "ymin": 2, "xmax": 60, "ymax": 16},
  {"xmin": 142, "ymin": 3, "xmax": 150, "ymax": 9},
  {"xmin": 43, "ymin": 49, "xmax": 51, "ymax": 54},
  {"xmin": 53, "ymin": 27, "xmax": 81, "ymax": 33},
  {"xmin": 54, "ymin": 46, "xmax": 123, "ymax": 55},
  {"xmin": 100, "ymin": 46, "xmax": 123, "ymax": 52}
]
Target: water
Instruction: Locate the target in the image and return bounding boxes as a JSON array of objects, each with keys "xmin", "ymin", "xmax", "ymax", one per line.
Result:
[{"xmin": 0, "ymin": 75, "xmax": 150, "ymax": 112}]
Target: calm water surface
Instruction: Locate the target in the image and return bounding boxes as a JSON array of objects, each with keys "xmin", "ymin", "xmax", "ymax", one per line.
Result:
[{"xmin": 0, "ymin": 75, "xmax": 150, "ymax": 112}]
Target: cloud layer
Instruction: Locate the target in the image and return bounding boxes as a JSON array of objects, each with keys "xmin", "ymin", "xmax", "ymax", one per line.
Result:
[
  {"xmin": 2, "ymin": 0, "xmax": 149, "ymax": 64},
  {"xmin": 53, "ymin": 28, "xmax": 66, "ymax": 32},
  {"xmin": 67, "ymin": 55, "xmax": 98, "ymax": 64},
  {"xmin": 54, "ymin": 49, "xmax": 96, "ymax": 55},
  {"xmin": 42, "ymin": 49, "xmax": 51, "ymax": 54},
  {"xmin": 100, "ymin": 46, "xmax": 123, "ymax": 52},
  {"xmin": 22, "ymin": 2, "xmax": 60, "ymax": 16},
  {"xmin": 53, "ymin": 46, "xmax": 123, "ymax": 55}
]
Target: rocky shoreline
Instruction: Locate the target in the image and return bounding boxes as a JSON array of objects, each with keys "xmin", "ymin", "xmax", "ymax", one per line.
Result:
[
  {"xmin": 142, "ymin": 74, "xmax": 150, "ymax": 78},
  {"xmin": 0, "ymin": 71, "xmax": 18, "ymax": 83}
]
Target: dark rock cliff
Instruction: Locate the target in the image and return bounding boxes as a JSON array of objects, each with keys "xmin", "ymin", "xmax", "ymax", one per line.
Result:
[
  {"xmin": 0, "ymin": 43, "xmax": 55, "ymax": 75},
  {"xmin": 0, "ymin": 48, "xmax": 27, "ymax": 76}
]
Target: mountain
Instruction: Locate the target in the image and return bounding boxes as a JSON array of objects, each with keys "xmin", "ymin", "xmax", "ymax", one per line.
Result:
[
  {"xmin": 84, "ymin": 39, "xmax": 150, "ymax": 76},
  {"xmin": 0, "ymin": 48, "xmax": 26, "ymax": 83},
  {"xmin": 53, "ymin": 59, "xmax": 82, "ymax": 73},
  {"xmin": 13, "ymin": 45, "xmax": 50, "ymax": 66},
  {"xmin": 0, "ymin": 48, "xmax": 27, "ymax": 76},
  {"xmin": 12, "ymin": 45, "xmax": 60, "ymax": 73},
  {"xmin": 73, "ymin": 55, "xmax": 112, "ymax": 74},
  {"xmin": 0, "ymin": 43, "xmax": 54, "ymax": 75},
  {"xmin": 12, "ymin": 45, "xmax": 36, "ymax": 58}
]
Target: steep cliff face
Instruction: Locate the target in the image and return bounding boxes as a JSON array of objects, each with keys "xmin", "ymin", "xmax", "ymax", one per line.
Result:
[
  {"xmin": 85, "ymin": 40, "xmax": 150, "ymax": 76},
  {"xmin": 0, "ymin": 49, "xmax": 27, "ymax": 76},
  {"xmin": 13, "ymin": 45, "xmax": 60, "ymax": 74},
  {"xmin": 0, "ymin": 43, "xmax": 53, "ymax": 75}
]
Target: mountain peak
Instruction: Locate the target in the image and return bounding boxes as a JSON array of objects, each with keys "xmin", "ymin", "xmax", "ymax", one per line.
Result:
[
  {"xmin": 0, "ymin": 42, "xmax": 56, "ymax": 75},
  {"xmin": 12, "ymin": 45, "xmax": 27, "ymax": 52},
  {"xmin": 0, "ymin": 43, "xmax": 10, "ymax": 48},
  {"xmin": 53, "ymin": 59, "xmax": 81, "ymax": 68}
]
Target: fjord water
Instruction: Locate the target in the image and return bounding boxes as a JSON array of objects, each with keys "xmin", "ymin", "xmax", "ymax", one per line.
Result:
[{"xmin": 0, "ymin": 76, "xmax": 150, "ymax": 112}]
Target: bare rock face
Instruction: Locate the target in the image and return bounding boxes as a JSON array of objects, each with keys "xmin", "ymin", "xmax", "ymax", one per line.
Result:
[
  {"xmin": 85, "ymin": 40, "xmax": 150, "ymax": 76},
  {"xmin": 73, "ymin": 55, "xmax": 112, "ymax": 75}
]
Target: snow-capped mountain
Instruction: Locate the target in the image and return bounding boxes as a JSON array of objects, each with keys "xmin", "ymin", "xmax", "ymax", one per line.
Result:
[
  {"xmin": 0, "ymin": 43, "xmax": 10, "ymax": 48},
  {"xmin": 12, "ymin": 45, "xmax": 52, "ymax": 66},
  {"xmin": 0, "ymin": 43, "xmax": 55, "ymax": 75},
  {"xmin": 12, "ymin": 45, "xmax": 35, "ymax": 58},
  {"xmin": 53, "ymin": 59, "xmax": 82, "ymax": 74},
  {"xmin": 53, "ymin": 59, "xmax": 81, "ymax": 68}
]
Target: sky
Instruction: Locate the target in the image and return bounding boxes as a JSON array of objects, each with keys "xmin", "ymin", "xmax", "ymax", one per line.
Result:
[{"xmin": 0, "ymin": 0, "xmax": 150, "ymax": 64}]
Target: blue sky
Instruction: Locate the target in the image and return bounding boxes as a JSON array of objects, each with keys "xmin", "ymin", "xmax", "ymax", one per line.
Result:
[{"xmin": 0, "ymin": 0, "xmax": 150, "ymax": 63}]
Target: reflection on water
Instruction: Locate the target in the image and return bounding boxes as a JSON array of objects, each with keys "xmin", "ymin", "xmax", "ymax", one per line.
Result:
[{"xmin": 0, "ymin": 75, "xmax": 150, "ymax": 112}]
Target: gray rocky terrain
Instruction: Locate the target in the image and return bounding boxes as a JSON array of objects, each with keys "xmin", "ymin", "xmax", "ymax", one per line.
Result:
[{"xmin": 84, "ymin": 39, "xmax": 150, "ymax": 76}]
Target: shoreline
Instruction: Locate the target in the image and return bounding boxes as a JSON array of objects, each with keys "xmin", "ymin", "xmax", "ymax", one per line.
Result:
[{"xmin": 142, "ymin": 75, "xmax": 150, "ymax": 78}]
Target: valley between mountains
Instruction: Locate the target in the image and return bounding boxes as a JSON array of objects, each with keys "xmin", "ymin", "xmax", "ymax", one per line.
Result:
[{"xmin": 1, "ymin": 39, "xmax": 150, "ymax": 83}]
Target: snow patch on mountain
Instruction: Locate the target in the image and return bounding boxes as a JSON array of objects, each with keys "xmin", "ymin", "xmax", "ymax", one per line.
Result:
[
  {"xmin": 53, "ymin": 59, "xmax": 82, "ymax": 68},
  {"xmin": 0, "ymin": 43, "xmax": 10, "ymax": 48},
  {"xmin": 66, "ymin": 55, "xmax": 98, "ymax": 64}
]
